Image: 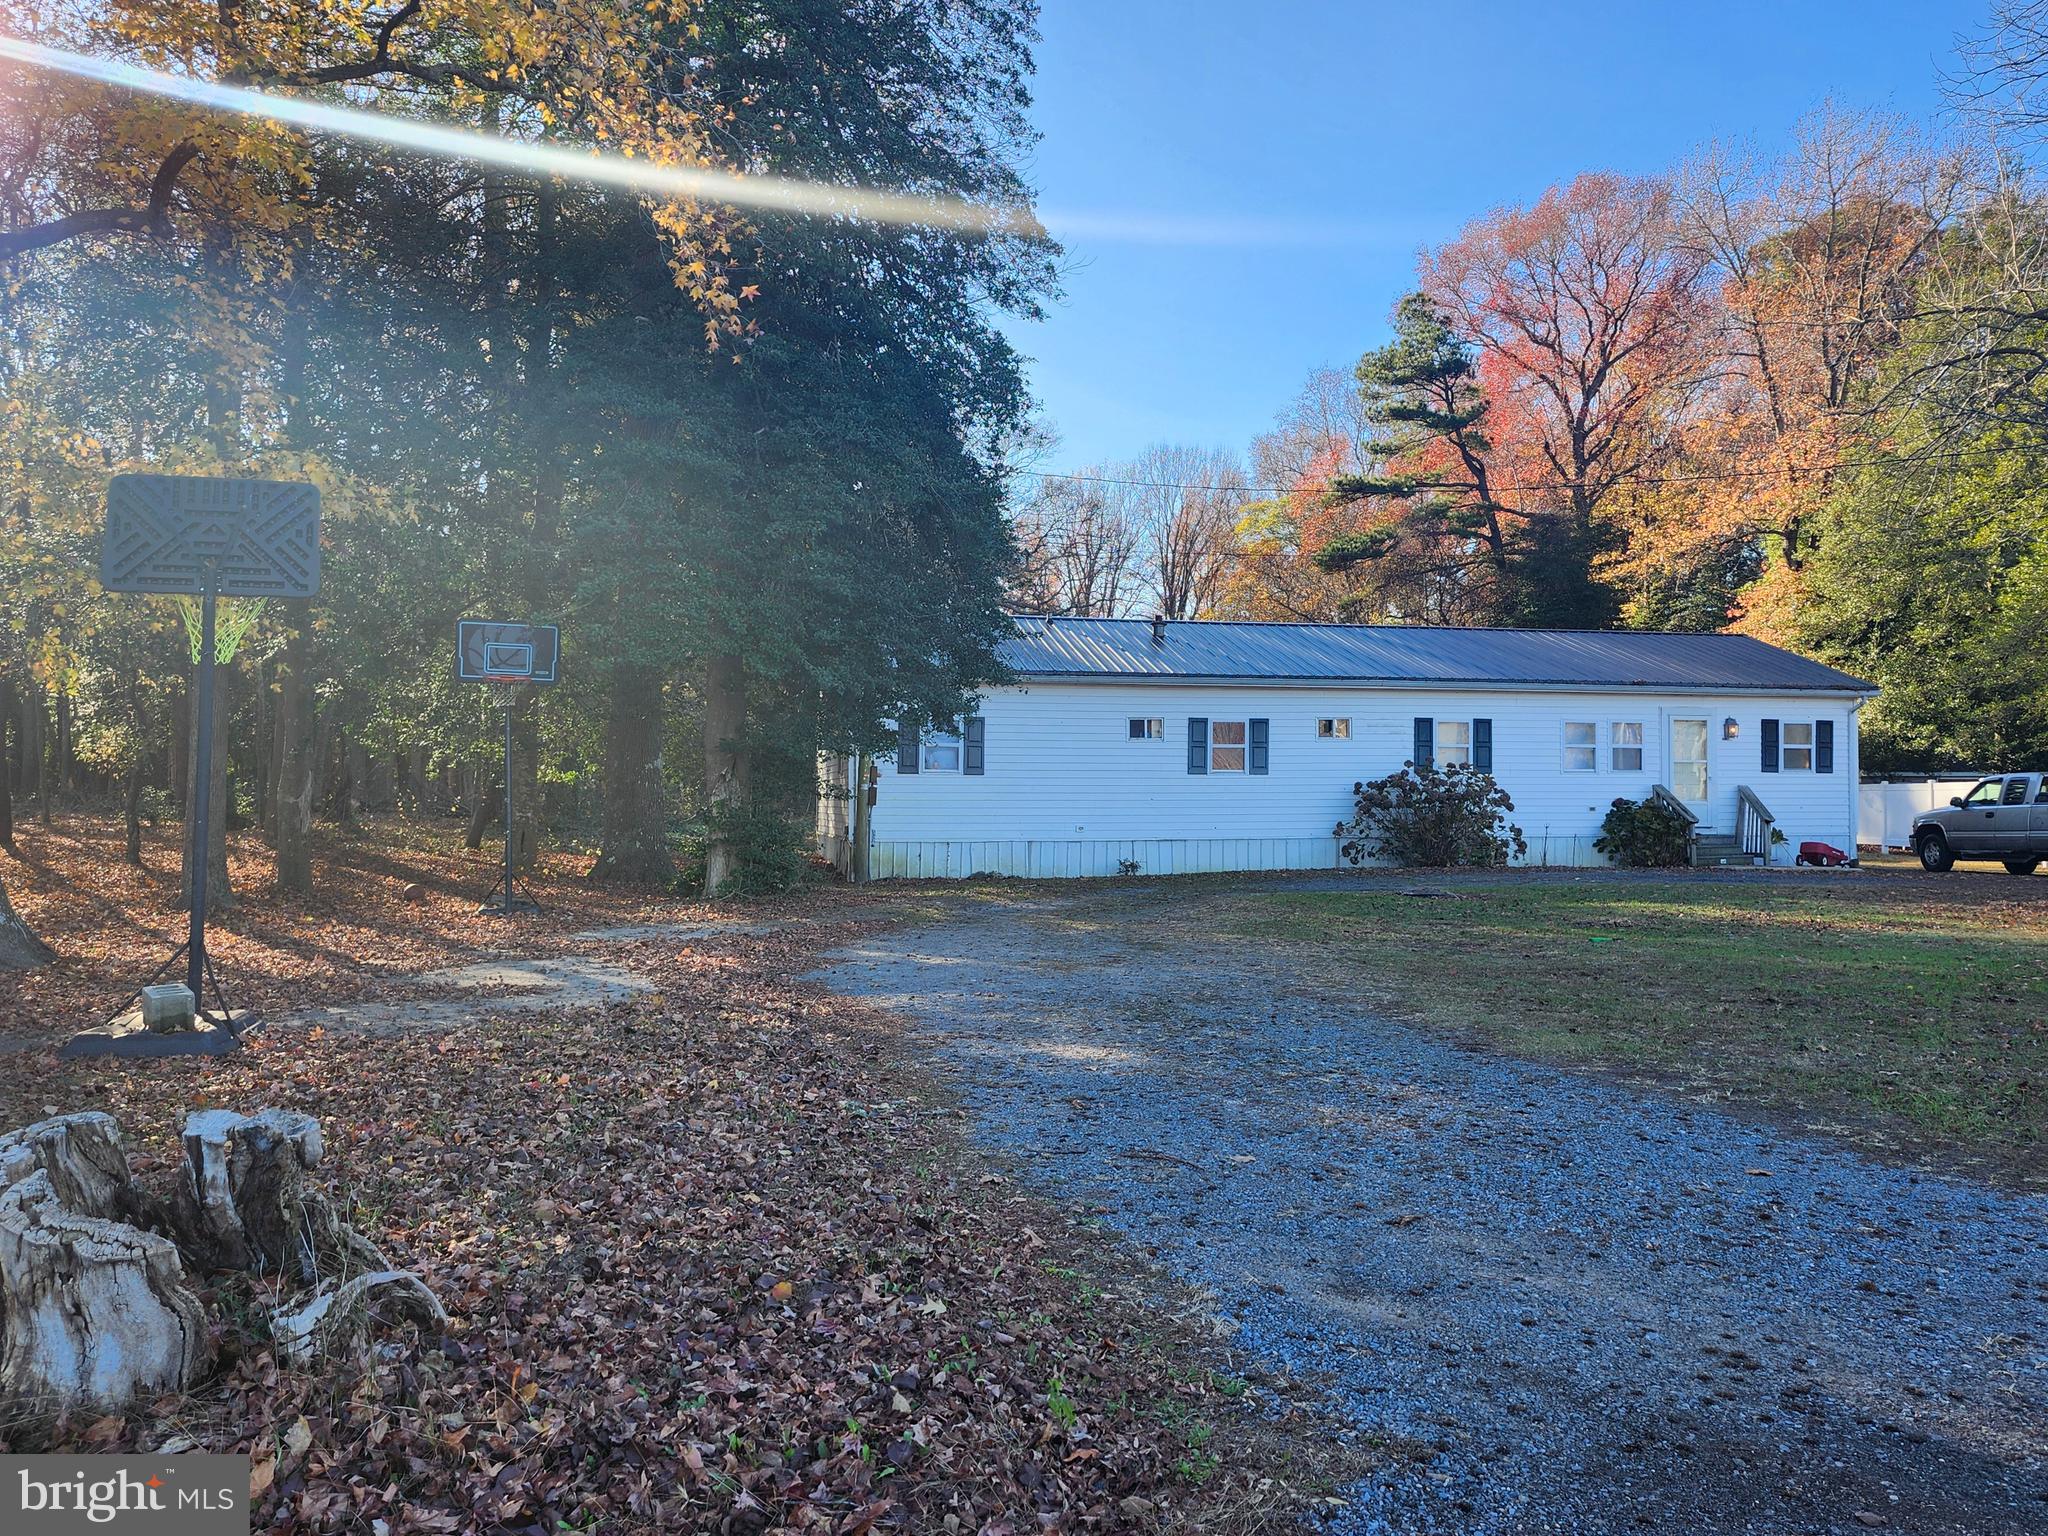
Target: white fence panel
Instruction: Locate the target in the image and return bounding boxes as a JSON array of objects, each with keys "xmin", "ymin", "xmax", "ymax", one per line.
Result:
[{"xmin": 1858, "ymin": 777, "xmax": 1988, "ymax": 850}]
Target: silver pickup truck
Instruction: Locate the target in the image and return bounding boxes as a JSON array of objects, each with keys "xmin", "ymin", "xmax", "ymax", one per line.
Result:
[{"xmin": 1912, "ymin": 775, "xmax": 2048, "ymax": 873}]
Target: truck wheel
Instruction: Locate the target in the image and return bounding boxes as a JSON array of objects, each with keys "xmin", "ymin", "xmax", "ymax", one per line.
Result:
[
  {"xmin": 2004, "ymin": 858, "xmax": 2041, "ymax": 876},
  {"xmin": 1917, "ymin": 831, "xmax": 1956, "ymax": 872}
]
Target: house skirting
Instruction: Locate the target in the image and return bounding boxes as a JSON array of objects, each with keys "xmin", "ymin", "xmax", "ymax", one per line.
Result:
[{"xmin": 842, "ymin": 832, "xmax": 1613, "ymax": 880}]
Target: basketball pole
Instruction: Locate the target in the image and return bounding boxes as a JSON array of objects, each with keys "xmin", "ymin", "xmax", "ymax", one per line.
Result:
[
  {"xmin": 186, "ymin": 576, "xmax": 217, "ymax": 1001},
  {"xmin": 498, "ymin": 700, "xmax": 515, "ymax": 911},
  {"xmin": 478, "ymin": 681, "xmax": 540, "ymax": 915}
]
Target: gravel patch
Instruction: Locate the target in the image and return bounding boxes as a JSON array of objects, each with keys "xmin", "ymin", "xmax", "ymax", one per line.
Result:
[{"xmin": 813, "ymin": 888, "xmax": 2048, "ymax": 1535}]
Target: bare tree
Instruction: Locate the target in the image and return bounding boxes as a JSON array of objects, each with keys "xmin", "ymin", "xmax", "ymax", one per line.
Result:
[
  {"xmin": 1008, "ymin": 472, "xmax": 1142, "ymax": 616},
  {"xmin": 1127, "ymin": 445, "xmax": 1249, "ymax": 619}
]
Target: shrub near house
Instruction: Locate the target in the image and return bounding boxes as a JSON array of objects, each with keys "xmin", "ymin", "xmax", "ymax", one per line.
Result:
[
  {"xmin": 1595, "ymin": 794, "xmax": 1695, "ymax": 868},
  {"xmin": 1338, "ymin": 762, "xmax": 1527, "ymax": 868}
]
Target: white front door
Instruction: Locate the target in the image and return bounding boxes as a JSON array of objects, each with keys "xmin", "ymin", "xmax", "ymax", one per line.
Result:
[{"xmin": 1671, "ymin": 717, "xmax": 1711, "ymax": 823}]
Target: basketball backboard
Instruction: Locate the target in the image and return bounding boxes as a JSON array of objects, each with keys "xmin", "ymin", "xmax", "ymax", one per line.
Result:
[
  {"xmin": 456, "ymin": 620, "xmax": 561, "ymax": 684},
  {"xmin": 103, "ymin": 474, "xmax": 321, "ymax": 597}
]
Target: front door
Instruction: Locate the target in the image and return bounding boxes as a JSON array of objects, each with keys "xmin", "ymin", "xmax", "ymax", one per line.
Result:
[{"xmin": 1670, "ymin": 717, "xmax": 1710, "ymax": 823}]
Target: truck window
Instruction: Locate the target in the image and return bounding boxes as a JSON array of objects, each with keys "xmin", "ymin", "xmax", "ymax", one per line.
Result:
[
  {"xmin": 1965, "ymin": 780, "xmax": 2003, "ymax": 806},
  {"xmin": 2005, "ymin": 777, "xmax": 2033, "ymax": 805}
]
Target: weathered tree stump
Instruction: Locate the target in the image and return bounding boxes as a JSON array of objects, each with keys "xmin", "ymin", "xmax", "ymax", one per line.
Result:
[
  {"xmin": 172, "ymin": 1108, "xmax": 384, "ymax": 1282},
  {"xmin": 0, "ymin": 1112, "xmax": 141, "ymax": 1221},
  {"xmin": 0, "ymin": 1107, "xmax": 443, "ymax": 1412},
  {"xmin": 0, "ymin": 1171, "xmax": 210, "ymax": 1408}
]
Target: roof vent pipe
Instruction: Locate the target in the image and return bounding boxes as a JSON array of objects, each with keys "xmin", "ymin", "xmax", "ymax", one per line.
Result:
[{"xmin": 1150, "ymin": 613, "xmax": 1166, "ymax": 647}]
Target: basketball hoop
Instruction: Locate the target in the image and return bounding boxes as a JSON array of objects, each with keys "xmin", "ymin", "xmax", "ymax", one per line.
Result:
[{"xmin": 484, "ymin": 675, "xmax": 530, "ymax": 711}]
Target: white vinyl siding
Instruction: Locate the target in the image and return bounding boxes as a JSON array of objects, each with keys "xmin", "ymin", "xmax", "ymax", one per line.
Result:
[{"xmin": 854, "ymin": 683, "xmax": 1862, "ymax": 874}]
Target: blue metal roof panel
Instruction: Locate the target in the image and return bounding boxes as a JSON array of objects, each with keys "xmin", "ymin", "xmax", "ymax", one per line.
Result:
[{"xmin": 999, "ymin": 617, "xmax": 1875, "ymax": 693}]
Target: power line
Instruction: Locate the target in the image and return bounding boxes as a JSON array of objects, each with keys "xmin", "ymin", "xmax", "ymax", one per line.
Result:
[{"xmin": 1016, "ymin": 438, "xmax": 2048, "ymax": 501}]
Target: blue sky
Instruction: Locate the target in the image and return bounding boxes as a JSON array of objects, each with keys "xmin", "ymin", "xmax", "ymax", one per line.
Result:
[{"xmin": 1005, "ymin": 0, "xmax": 1967, "ymax": 474}]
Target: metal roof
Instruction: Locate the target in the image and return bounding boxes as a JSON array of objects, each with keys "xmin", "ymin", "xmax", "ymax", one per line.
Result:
[{"xmin": 999, "ymin": 616, "xmax": 1876, "ymax": 694}]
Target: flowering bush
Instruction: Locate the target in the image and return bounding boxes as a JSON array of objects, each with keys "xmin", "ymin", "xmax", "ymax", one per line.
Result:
[{"xmin": 1336, "ymin": 762, "xmax": 1526, "ymax": 868}]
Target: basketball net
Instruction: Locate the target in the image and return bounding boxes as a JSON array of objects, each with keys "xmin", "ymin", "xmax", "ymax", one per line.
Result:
[
  {"xmin": 486, "ymin": 676, "xmax": 531, "ymax": 710},
  {"xmin": 175, "ymin": 594, "xmax": 268, "ymax": 664}
]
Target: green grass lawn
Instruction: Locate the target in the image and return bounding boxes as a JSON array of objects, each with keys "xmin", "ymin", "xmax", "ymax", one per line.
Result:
[{"xmin": 1223, "ymin": 878, "xmax": 2047, "ymax": 1176}]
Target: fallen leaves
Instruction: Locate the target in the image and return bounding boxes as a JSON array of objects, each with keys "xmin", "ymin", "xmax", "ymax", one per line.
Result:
[{"xmin": 0, "ymin": 819, "xmax": 1360, "ymax": 1531}]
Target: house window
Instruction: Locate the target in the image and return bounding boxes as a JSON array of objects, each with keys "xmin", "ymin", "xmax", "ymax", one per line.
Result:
[
  {"xmin": 1211, "ymin": 720, "xmax": 1248, "ymax": 772},
  {"xmin": 1562, "ymin": 721, "xmax": 1596, "ymax": 771},
  {"xmin": 1436, "ymin": 720, "xmax": 1471, "ymax": 767},
  {"xmin": 1782, "ymin": 722, "xmax": 1814, "ymax": 771},
  {"xmin": 921, "ymin": 724, "xmax": 962, "ymax": 773},
  {"xmin": 1611, "ymin": 721, "xmax": 1644, "ymax": 772},
  {"xmin": 1318, "ymin": 717, "xmax": 1351, "ymax": 739},
  {"xmin": 1128, "ymin": 717, "xmax": 1164, "ymax": 740}
]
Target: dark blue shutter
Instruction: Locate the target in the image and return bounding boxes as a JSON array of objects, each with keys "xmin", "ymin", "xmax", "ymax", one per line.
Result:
[
  {"xmin": 1473, "ymin": 718, "xmax": 1493, "ymax": 774},
  {"xmin": 1249, "ymin": 718, "xmax": 1269, "ymax": 775},
  {"xmin": 1761, "ymin": 718, "xmax": 1779, "ymax": 773},
  {"xmin": 1412, "ymin": 717, "xmax": 1433, "ymax": 768},
  {"xmin": 1187, "ymin": 718, "xmax": 1208, "ymax": 774},
  {"xmin": 897, "ymin": 721, "xmax": 919, "ymax": 774},
  {"xmin": 1815, "ymin": 719, "xmax": 1833, "ymax": 774},
  {"xmin": 963, "ymin": 716, "xmax": 985, "ymax": 776}
]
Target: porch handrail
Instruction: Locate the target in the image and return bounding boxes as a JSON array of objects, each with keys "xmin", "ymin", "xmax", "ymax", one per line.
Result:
[
  {"xmin": 1736, "ymin": 784, "xmax": 1776, "ymax": 859},
  {"xmin": 1650, "ymin": 784, "xmax": 1699, "ymax": 828}
]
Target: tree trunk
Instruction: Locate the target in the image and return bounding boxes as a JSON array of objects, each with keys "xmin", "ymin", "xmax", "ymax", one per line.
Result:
[
  {"xmin": 169, "ymin": 683, "xmax": 189, "ymax": 823},
  {"xmin": 274, "ymin": 603, "xmax": 315, "ymax": 894},
  {"xmin": 702, "ymin": 652, "xmax": 749, "ymax": 897},
  {"xmin": 179, "ymin": 664, "xmax": 233, "ymax": 913},
  {"xmin": 0, "ymin": 675, "xmax": 14, "ymax": 854},
  {"xmin": 851, "ymin": 752, "xmax": 873, "ymax": 884},
  {"xmin": 28, "ymin": 688, "xmax": 50, "ymax": 828},
  {"xmin": 0, "ymin": 876, "xmax": 53, "ymax": 969},
  {"xmin": 463, "ymin": 762, "xmax": 496, "ymax": 850},
  {"xmin": 344, "ymin": 740, "xmax": 370, "ymax": 820},
  {"xmin": 123, "ymin": 677, "xmax": 147, "ymax": 865},
  {"xmin": 508, "ymin": 709, "xmax": 540, "ymax": 872},
  {"xmin": 590, "ymin": 664, "xmax": 673, "ymax": 884}
]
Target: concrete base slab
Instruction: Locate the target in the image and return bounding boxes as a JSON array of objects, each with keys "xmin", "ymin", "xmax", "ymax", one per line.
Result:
[{"xmin": 62, "ymin": 1009, "xmax": 249, "ymax": 1059}]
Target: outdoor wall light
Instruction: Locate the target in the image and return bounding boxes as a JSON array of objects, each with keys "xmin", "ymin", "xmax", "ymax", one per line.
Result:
[{"xmin": 1723, "ymin": 717, "xmax": 1740, "ymax": 739}]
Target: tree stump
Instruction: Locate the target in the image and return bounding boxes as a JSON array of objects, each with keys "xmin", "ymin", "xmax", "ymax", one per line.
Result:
[
  {"xmin": 0, "ymin": 1112, "xmax": 141, "ymax": 1221},
  {"xmin": 173, "ymin": 1109, "xmax": 385, "ymax": 1282},
  {"xmin": 0, "ymin": 1107, "xmax": 441, "ymax": 1413},
  {"xmin": 0, "ymin": 1152, "xmax": 210, "ymax": 1408}
]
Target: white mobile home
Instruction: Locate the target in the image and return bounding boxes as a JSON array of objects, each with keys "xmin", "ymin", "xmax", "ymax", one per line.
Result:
[{"xmin": 819, "ymin": 617, "xmax": 1877, "ymax": 878}]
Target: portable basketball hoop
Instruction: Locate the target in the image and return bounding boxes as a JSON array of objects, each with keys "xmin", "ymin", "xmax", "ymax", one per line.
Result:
[
  {"xmin": 457, "ymin": 620, "xmax": 560, "ymax": 916},
  {"xmin": 98, "ymin": 474, "xmax": 322, "ymax": 1034}
]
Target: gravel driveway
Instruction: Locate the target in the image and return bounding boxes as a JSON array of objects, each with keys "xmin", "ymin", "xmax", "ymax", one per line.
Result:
[{"xmin": 813, "ymin": 883, "xmax": 2048, "ymax": 1536}]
